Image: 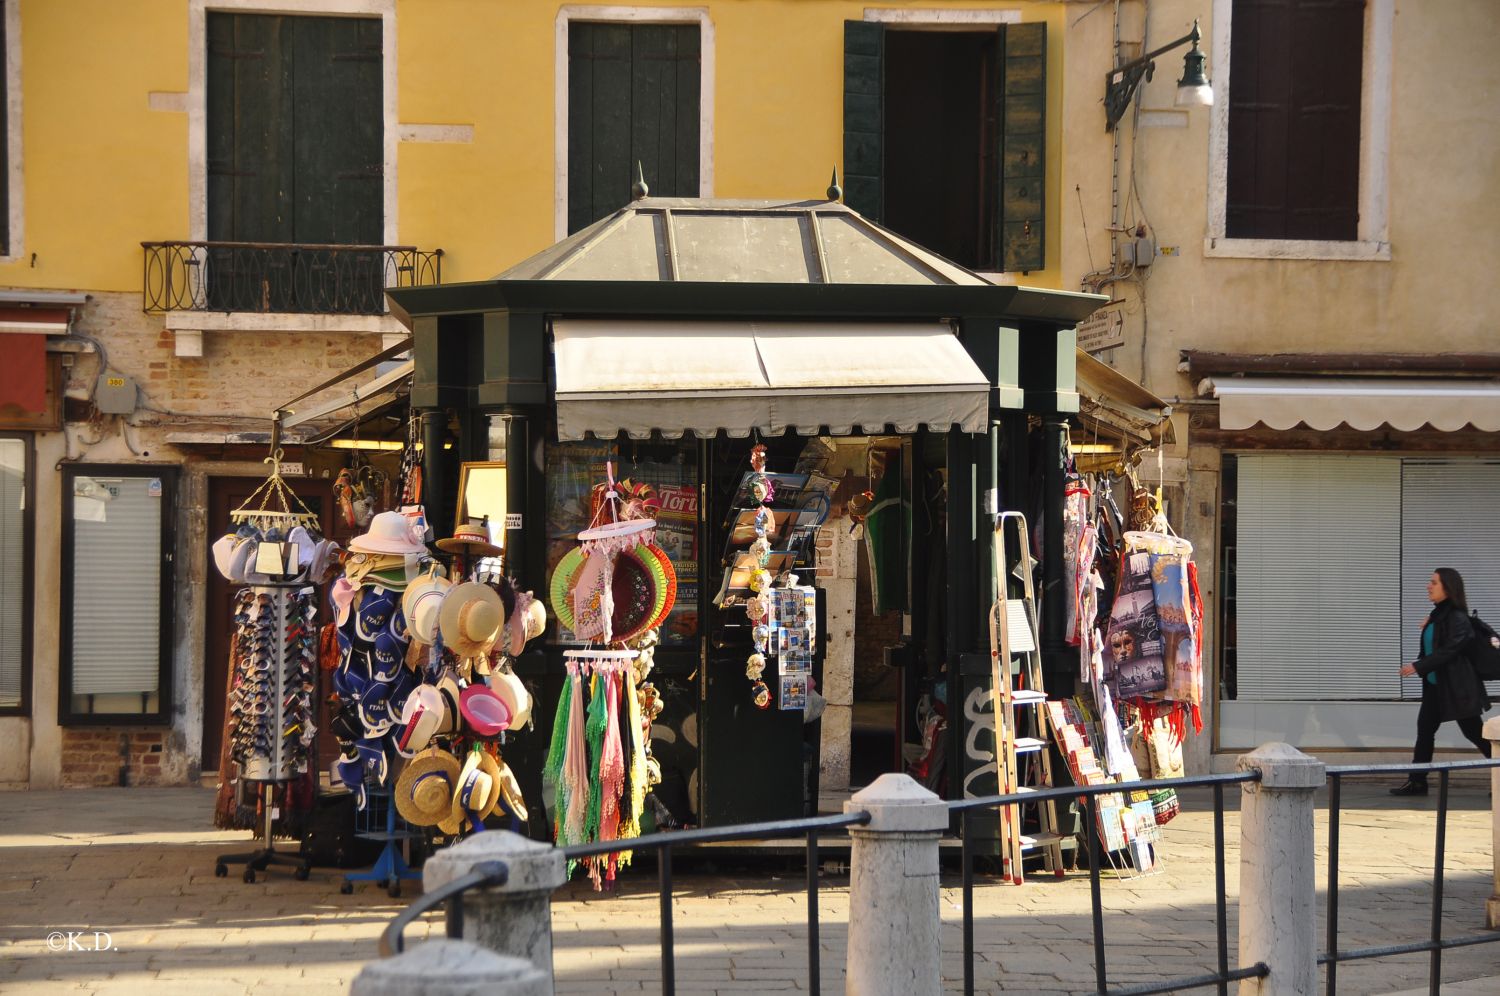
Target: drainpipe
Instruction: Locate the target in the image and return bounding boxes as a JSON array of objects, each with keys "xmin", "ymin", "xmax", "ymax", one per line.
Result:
[{"xmin": 118, "ymin": 734, "xmax": 131, "ymax": 787}]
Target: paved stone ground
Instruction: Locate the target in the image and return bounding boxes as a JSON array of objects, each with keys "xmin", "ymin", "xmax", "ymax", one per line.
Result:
[{"xmin": 1, "ymin": 779, "xmax": 1496, "ymax": 994}]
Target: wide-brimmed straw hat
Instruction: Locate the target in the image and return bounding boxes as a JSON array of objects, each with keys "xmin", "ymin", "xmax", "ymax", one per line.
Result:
[
  {"xmin": 439, "ymin": 582, "xmax": 505, "ymax": 660},
  {"xmin": 488, "ymin": 669, "xmax": 532, "ymax": 729},
  {"xmin": 401, "ymin": 569, "xmax": 452, "ymax": 645},
  {"xmin": 436, "ymin": 521, "xmax": 503, "ymax": 559},
  {"xmin": 394, "ymin": 747, "xmax": 463, "ymax": 827},
  {"xmin": 394, "ymin": 684, "xmax": 446, "ymax": 757},
  {"xmin": 438, "ymin": 748, "xmax": 503, "ymax": 835}
]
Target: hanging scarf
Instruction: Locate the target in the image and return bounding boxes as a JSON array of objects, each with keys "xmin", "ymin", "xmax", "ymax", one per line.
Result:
[
  {"xmin": 562, "ymin": 671, "xmax": 590, "ymax": 855},
  {"xmin": 582, "ymin": 671, "xmax": 611, "ymax": 888},
  {"xmin": 544, "ymin": 671, "xmax": 573, "ymax": 840},
  {"xmin": 596, "ymin": 672, "xmax": 626, "ymax": 884},
  {"xmin": 618, "ymin": 674, "xmax": 650, "ymax": 861}
]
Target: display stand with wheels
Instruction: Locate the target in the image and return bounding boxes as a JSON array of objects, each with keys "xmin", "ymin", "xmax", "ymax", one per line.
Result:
[
  {"xmin": 340, "ymin": 785, "xmax": 423, "ymax": 897},
  {"xmin": 216, "ymin": 581, "xmax": 314, "ymax": 884}
]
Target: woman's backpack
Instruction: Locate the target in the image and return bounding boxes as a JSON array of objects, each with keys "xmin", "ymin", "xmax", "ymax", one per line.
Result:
[{"xmin": 1467, "ymin": 611, "xmax": 1500, "ymax": 681}]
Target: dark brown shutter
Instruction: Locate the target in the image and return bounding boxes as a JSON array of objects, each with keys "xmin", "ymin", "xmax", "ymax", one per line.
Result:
[
  {"xmin": 1226, "ymin": 0, "xmax": 1365, "ymax": 240},
  {"xmin": 842, "ymin": 20, "xmax": 884, "ymax": 224},
  {"xmin": 996, "ymin": 22, "xmax": 1045, "ymax": 273}
]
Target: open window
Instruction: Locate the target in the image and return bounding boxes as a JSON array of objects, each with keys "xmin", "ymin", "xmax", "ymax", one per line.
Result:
[{"xmin": 844, "ymin": 20, "xmax": 1045, "ymax": 273}]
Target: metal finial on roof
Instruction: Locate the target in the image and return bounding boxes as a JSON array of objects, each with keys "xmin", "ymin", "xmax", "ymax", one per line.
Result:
[
  {"xmin": 631, "ymin": 161, "xmax": 650, "ymax": 200},
  {"xmin": 826, "ymin": 167, "xmax": 843, "ymax": 202}
]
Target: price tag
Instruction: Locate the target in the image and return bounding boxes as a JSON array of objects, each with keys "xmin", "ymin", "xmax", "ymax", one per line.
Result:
[
  {"xmin": 504, "ymin": 513, "xmax": 524, "ymax": 530},
  {"xmin": 279, "ymin": 462, "xmax": 304, "ymax": 476}
]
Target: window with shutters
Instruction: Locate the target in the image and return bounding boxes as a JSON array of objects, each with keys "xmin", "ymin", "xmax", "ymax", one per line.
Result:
[
  {"xmin": 0, "ymin": 1, "xmax": 18, "ymax": 260},
  {"xmin": 1207, "ymin": 0, "xmax": 1393, "ymax": 260},
  {"xmin": 60, "ymin": 467, "xmax": 177, "ymax": 725},
  {"xmin": 0, "ymin": 435, "xmax": 31, "ymax": 716},
  {"xmin": 205, "ymin": 12, "xmax": 384, "ymax": 310},
  {"xmin": 843, "ymin": 18, "xmax": 1045, "ymax": 273},
  {"xmin": 565, "ymin": 21, "xmax": 703, "ymax": 236}
]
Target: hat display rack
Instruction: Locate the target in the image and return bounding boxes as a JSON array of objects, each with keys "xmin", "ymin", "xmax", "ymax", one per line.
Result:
[
  {"xmin": 215, "ymin": 449, "xmax": 323, "ymax": 885},
  {"xmin": 544, "ymin": 462, "xmax": 677, "ymax": 889}
]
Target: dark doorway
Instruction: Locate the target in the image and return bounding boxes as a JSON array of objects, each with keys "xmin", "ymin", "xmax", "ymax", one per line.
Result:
[{"xmin": 883, "ymin": 30, "xmax": 998, "ymax": 270}]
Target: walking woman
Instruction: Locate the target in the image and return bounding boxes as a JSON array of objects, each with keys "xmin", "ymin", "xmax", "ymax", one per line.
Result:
[{"xmin": 1392, "ymin": 568, "xmax": 1493, "ymax": 796}]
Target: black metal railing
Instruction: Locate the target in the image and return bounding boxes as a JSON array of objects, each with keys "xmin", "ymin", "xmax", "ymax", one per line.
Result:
[
  {"xmin": 1321, "ymin": 757, "xmax": 1500, "ymax": 996},
  {"xmin": 141, "ymin": 240, "xmax": 442, "ymax": 315},
  {"xmin": 377, "ymin": 810, "xmax": 873, "ymax": 996},
  {"xmin": 952, "ymin": 771, "xmax": 1269, "ymax": 996}
]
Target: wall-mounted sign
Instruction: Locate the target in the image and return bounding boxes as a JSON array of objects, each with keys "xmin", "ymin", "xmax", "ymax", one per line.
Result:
[{"xmin": 1077, "ymin": 308, "xmax": 1124, "ymax": 354}]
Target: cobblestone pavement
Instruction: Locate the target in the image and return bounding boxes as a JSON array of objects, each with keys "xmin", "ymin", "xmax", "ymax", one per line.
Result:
[{"xmin": 1, "ymin": 779, "xmax": 1496, "ymax": 995}]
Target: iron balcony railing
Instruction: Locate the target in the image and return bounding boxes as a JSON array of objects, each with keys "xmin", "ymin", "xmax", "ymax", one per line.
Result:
[{"xmin": 141, "ymin": 240, "xmax": 442, "ymax": 315}]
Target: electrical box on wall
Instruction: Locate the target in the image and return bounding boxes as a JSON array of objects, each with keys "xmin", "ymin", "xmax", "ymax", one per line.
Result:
[
  {"xmin": 95, "ymin": 373, "xmax": 137, "ymax": 414},
  {"xmin": 1122, "ymin": 235, "xmax": 1157, "ymax": 268}
]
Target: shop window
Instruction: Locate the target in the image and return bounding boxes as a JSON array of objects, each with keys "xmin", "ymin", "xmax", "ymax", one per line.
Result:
[
  {"xmin": 1225, "ymin": 0, "xmax": 1364, "ymax": 241},
  {"xmin": 843, "ymin": 20, "xmax": 1045, "ymax": 272},
  {"xmin": 205, "ymin": 12, "xmax": 384, "ymax": 308},
  {"xmin": 60, "ymin": 467, "xmax": 177, "ymax": 724},
  {"xmin": 0, "ymin": 434, "xmax": 31, "ymax": 714},
  {"xmin": 566, "ymin": 21, "xmax": 701, "ymax": 235},
  {"xmin": 544, "ymin": 439, "xmax": 698, "ymax": 646},
  {"xmin": 1223, "ymin": 454, "xmax": 1500, "ymax": 705}
]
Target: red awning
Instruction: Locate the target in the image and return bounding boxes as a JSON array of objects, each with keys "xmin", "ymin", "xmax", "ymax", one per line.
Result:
[{"xmin": 0, "ymin": 333, "xmax": 47, "ymax": 413}]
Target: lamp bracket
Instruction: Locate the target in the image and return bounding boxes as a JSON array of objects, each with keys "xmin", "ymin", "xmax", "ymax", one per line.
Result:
[{"xmin": 1103, "ymin": 19, "xmax": 1203, "ymax": 131}]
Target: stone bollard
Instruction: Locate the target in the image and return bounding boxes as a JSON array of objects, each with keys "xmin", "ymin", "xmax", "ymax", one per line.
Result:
[
  {"xmin": 1236, "ymin": 742, "xmax": 1325, "ymax": 996},
  {"xmin": 843, "ymin": 773, "xmax": 949, "ymax": 996},
  {"xmin": 1486, "ymin": 717, "xmax": 1500, "ymax": 929},
  {"xmin": 422, "ymin": 830, "xmax": 566, "ymax": 989},
  {"xmin": 351, "ymin": 938, "xmax": 548, "ymax": 996}
]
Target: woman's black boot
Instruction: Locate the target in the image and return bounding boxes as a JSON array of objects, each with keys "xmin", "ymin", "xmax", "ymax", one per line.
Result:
[{"xmin": 1389, "ymin": 779, "xmax": 1428, "ymax": 797}]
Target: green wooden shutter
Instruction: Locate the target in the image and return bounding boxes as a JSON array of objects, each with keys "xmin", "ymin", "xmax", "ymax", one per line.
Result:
[
  {"xmin": 568, "ymin": 23, "xmax": 700, "ymax": 235},
  {"xmin": 996, "ymin": 22, "xmax": 1045, "ymax": 273},
  {"xmin": 292, "ymin": 16, "xmax": 382, "ymax": 246},
  {"xmin": 207, "ymin": 13, "xmax": 295, "ymax": 244},
  {"xmin": 842, "ymin": 20, "xmax": 883, "ymax": 223}
]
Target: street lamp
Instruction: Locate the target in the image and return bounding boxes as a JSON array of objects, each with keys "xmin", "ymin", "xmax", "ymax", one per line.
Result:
[{"xmin": 1104, "ymin": 19, "xmax": 1213, "ymax": 131}]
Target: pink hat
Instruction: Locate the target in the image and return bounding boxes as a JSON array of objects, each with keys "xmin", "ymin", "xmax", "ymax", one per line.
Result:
[{"xmin": 459, "ymin": 684, "xmax": 512, "ymax": 737}]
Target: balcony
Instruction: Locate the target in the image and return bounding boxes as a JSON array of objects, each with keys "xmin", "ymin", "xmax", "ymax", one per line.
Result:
[{"xmin": 141, "ymin": 241, "xmax": 443, "ymax": 316}]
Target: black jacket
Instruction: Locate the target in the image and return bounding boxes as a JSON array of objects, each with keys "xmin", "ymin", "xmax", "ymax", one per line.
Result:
[{"xmin": 1414, "ymin": 600, "xmax": 1491, "ymax": 722}]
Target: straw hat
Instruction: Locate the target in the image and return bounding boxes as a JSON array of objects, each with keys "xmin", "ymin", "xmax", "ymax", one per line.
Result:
[
  {"xmin": 394, "ymin": 684, "xmax": 446, "ymax": 757},
  {"xmin": 349, "ymin": 511, "xmax": 429, "ymax": 556},
  {"xmin": 488, "ymin": 669, "xmax": 532, "ymax": 729},
  {"xmin": 492, "ymin": 755, "xmax": 529, "ymax": 823},
  {"xmin": 505, "ymin": 591, "xmax": 547, "ymax": 658},
  {"xmin": 459, "ymin": 683, "xmax": 512, "ymax": 737},
  {"xmin": 434, "ymin": 670, "xmax": 464, "ymax": 735},
  {"xmin": 438, "ymin": 748, "xmax": 503, "ymax": 835},
  {"xmin": 401, "ymin": 569, "xmax": 453, "ymax": 645},
  {"xmin": 394, "ymin": 747, "xmax": 463, "ymax": 827},
  {"xmin": 439, "ymin": 582, "xmax": 505, "ymax": 660},
  {"xmin": 436, "ymin": 521, "xmax": 503, "ymax": 559}
]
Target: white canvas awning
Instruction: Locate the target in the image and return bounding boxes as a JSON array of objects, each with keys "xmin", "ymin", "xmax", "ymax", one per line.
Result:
[
  {"xmin": 1202, "ymin": 376, "xmax": 1500, "ymax": 431},
  {"xmin": 553, "ymin": 319, "xmax": 991, "ymax": 440}
]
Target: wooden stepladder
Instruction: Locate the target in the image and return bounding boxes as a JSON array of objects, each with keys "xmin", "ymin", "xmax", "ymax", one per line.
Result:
[{"xmin": 989, "ymin": 511, "xmax": 1065, "ymax": 884}]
